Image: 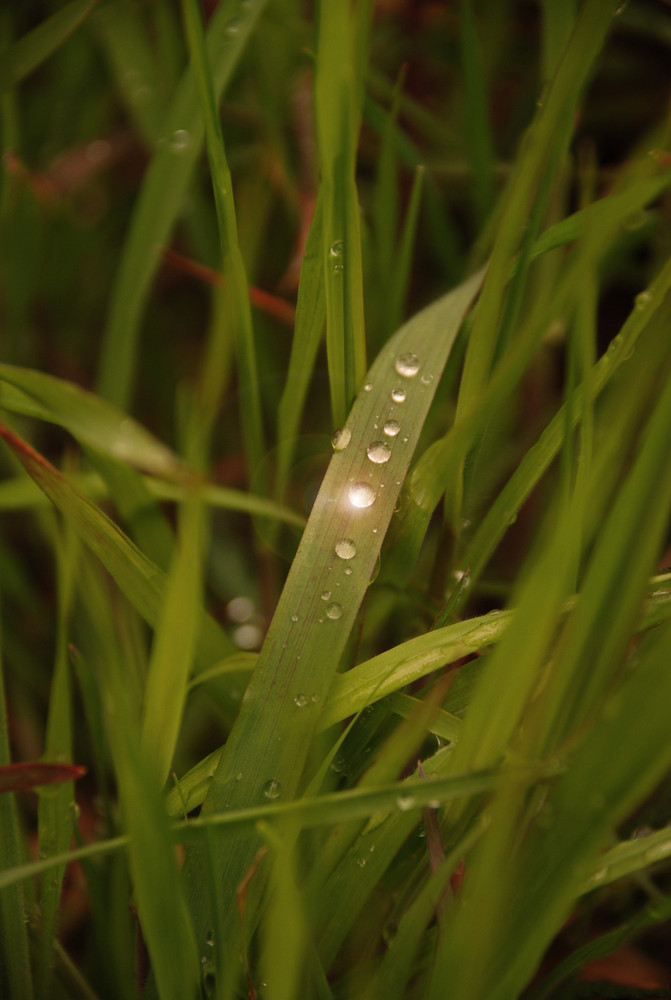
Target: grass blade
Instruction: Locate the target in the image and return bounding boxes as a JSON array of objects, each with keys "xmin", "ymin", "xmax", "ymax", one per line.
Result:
[{"xmin": 0, "ymin": 0, "xmax": 97, "ymax": 95}]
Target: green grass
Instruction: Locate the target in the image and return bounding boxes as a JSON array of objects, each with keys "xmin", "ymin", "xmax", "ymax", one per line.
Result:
[{"xmin": 1, "ymin": 2, "xmax": 671, "ymax": 999}]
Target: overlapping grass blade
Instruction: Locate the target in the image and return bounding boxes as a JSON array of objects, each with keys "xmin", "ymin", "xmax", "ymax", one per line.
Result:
[
  {"xmin": 180, "ymin": 268, "xmax": 484, "ymax": 964},
  {"xmin": 0, "ymin": 610, "xmax": 33, "ymax": 1000},
  {"xmin": 96, "ymin": 0, "xmax": 268, "ymax": 410},
  {"xmin": 315, "ymin": 1, "xmax": 370, "ymax": 426},
  {"xmin": 0, "ymin": 0, "xmax": 97, "ymax": 95},
  {"xmin": 0, "ymin": 422, "xmax": 237, "ymax": 675}
]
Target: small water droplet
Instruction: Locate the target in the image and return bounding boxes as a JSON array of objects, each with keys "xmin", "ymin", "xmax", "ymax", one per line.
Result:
[
  {"xmin": 321, "ymin": 590, "xmax": 331, "ymax": 601},
  {"xmin": 326, "ymin": 602, "xmax": 343, "ymax": 620},
  {"xmin": 363, "ymin": 382, "xmax": 373, "ymax": 392},
  {"xmin": 395, "ymin": 352, "xmax": 420, "ymax": 377},
  {"xmin": 225, "ymin": 16, "xmax": 241, "ymax": 33},
  {"xmin": 330, "ymin": 753, "xmax": 347, "ymax": 774},
  {"xmin": 236, "ymin": 772, "xmax": 243, "ymax": 781},
  {"xmin": 391, "ymin": 387, "xmax": 406, "ymax": 403},
  {"xmin": 333, "ymin": 263, "xmax": 344, "ymax": 273},
  {"xmin": 264, "ymin": 779, "xmax": 281, "ymax": 799},
  {"xmin": 635, "ymin": 290, "xmax": 652, "ymax": 310},
  {"xmin": 335, "ymin": 538, "xmax": 357, "ymax": 559},
  {"xmin": 330, "ymin": 240, "xmax": 344, "ymax": 257},
  {"xmin": 356, "ymin": 857, "xmax": 367, "ymax": 867},
  {"xmin": 170, "ymin": 129, "xmax": 192, "ymax": 153},
  {"xmin": 383, "ymin": 419, "xmax": 401, "ymax": 437},
  {"xmin": 310, "ymin": 693, "xmax": 320, "ymax": 703},
  {"xmin": 367, "ymin": 440, "xmax": 391, "ymax": 464},
  {"xmin": 332, "ymin": 427, "xmax": 351, "ymax": 451},
  {"xmin": 396, "ymin": 795, "xmax": 416, "ymax": 811},
  {"xmin": 294, "ymin": 693, "xmax": 309, "ymax": 707},
  {"xmin": 420, "ymin": 372, "xmax": 434, "ymax": 385},
  {"xmin": 344, "ymin": 566, "xmax": 353, "ymax": 575},
  {"xmin": 348, "ymin": 481, "xmax": 376, "ymax": 508},
  {"xmin": 291, "ymin": 613, "xmax": 299, "ymax": 622}
]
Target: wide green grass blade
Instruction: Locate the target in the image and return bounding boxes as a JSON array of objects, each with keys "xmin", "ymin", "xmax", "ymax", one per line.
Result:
[
  {"xmin": 96, "ymin": 0, "xmax": 268, "ymax": 410},
  {"xmin": 180, "ymin": 268, "xmax": 484, "ymax": 965},
  {"xmin": 0, "ymin": 422, "xmax": 237, "ymax": 675},
  {"xmin": 0, "ymin": 608, "xmax": 34, "ymax": 1000},
  {"xmin": 315, "ymin": 0, "xmax": 370, "ymax": 426},
  {"xmin": 0, "ymin": 0, "xmax": 97, "ymax": 95}
]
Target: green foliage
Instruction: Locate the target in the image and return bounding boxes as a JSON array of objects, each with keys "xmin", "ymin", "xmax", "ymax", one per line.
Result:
[{"xmin": 1, "ymin": 2, "xmax": 671, "ymax": 999}]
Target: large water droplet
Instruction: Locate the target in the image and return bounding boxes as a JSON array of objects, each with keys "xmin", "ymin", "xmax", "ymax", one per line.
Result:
[
  {"xmin": 391, "ymin": 387, "xmax": 406, "ymax": 403},
  {"xmin": 170, "ymin": 129, "xmax": 192, "ymax": 153},
  {"xmin": 395, "ymin": 352, "xmax": 420, "ymax": 377},
  {"xmin": 332, "ymin": 427, "xmax": 351, "ymax": 451},
  {"xmin": 367, "ymin": 441, "xmax": 391, "ymax": 464},
  {"xmin": 326, "ymin": 602, "xmax": 343, "ymax": 620},
  {"xmin": 264, "ymin": 779, "xmax": 281, "ymax": 799},
  {"xmin": 383, "ymin": 419, "xmax": 400, "ymax": 437},
  {"xmin": 335, "ymin": 538, "xmax": 357, "ymax": 559},
  {"xmin": 348, "ymin": 481, "xmax": 376, "ymax": 508}
]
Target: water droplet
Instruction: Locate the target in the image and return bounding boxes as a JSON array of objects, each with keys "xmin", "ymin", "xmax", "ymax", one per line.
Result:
[
  {"xmin": 330, "ymin": 753, "xmax": 347, "ymax": 774},
  {"xmin": 333, "ymin": 263, "xmax": 344, "ymax": 273},
  {"xmin": 330, "ymin": 240, "xmax": 344, "ymax": 257},
  {"xmin": 395, "ymin": 352, "xmax": 420, "ymax": 377},
  {"xmin": 291, "ymin": 613, "xmax": 299, "ymax": 623},
  {"xmin": 348, "ymin": 481, "xmax": 376, "ymax": 508},
  {"xmin": 321, "ymin": 590, "xmax": 331, "ymax": 601},
  {"xmin": 236, "ymin": 772, "xmax": 243, "ymax": 781},
  {"xmin": 263, "ymin": 779, "xmax": 281, "ymax": 799},
  {"xmin": 332, "ymin": 427, "xmax": 351, "ymax": 451},
  {"xmin": 225, "ymin": 16, "xmax": 241, "ymax": 33},
  {"xmin": 335, "ymin": 538, "xmax": 357, "ymax": 559},
  {"xmin": 344, "ymin": 566, "xmax": 353, "ymax": 575},
  {"xmin": 363, "ymin": 382, "xmax": 373, "ymax": 392},
  {"xmin": 396, "ymin": 795, "xmax": 416, "ymax": 811},
  {"xmin": 367, "ymin": 440, "xmax": 391, "ymax": 464},
  {"xmin": 310, "ymin": 693, "xmax": 320, "ymax": 703},
  {"xmin": 294, "ymin": 693, "xmax": 309, "ymax": 707},
  {"xmin": 326, "ymin": 602, "xmax": 343, "ymax": 620},
  {"xmin": 170, "ymin": 129, "xmax": 192, "ymax": 153},
  {"xmin": 384, "ymin": 419, "xmax": 401, "ymax": 437},
  {"xmin": 635, "ymin": 290, "xmax": 652, "ymax": 310},
  {"xmin": 420, "ymin": 372, "xmax": 434, "ymax": 385},
  {"xmin": 391, "ymin": 387, "xmax": 406, "ymax": 403},
  {"xmin": 356, "ymin": 857, "xmax": 367, "ymax": 867}
]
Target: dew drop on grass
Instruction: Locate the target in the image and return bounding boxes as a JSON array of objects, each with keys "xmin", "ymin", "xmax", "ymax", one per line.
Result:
[
  {"xmin": 332, "ymin": 427, "xmax": 351, "ymax": 450},
  {"xmin": 321, "ymin": 590, "xmax": 331, "ymax": 601},
  {"xmin": 396, "ymin": 795, "xmax": 416, "ymax": 811},
  {"xmin": 391, "ymin": 386, "xmax": 406, "ymax": 403},
  {"xmin": 294, "ymin": 694, "xmax": 309, "ymax": 707},
  {"xmin": 367, "ymin": 440, "xmax": 391, "ymax": 464},
  {"xmin": 263, "ymin": 779, "xmax": 281, "ymax": 799},
  {"xmin": 344, "ymin": 566, "xmax": 352, "ymax": 575},
  {"xmin": 348, "ymin": 481, "xmax": 376, "ymax": 508},
  {"xmin": 326, "ymin": 602, "xmax": 343, "ymax": 620},
  {"xmin": 356, "ymin": 857, "xmax": 367, "ymax": 867},
  {"xmin": 225, "ymin": 16, "xmax": 241, "ymax": 33},
  {"xmin": 395, "ymin": 352, "xmax": 420, "ymax": 377},
  {"xmin": 635, "ymin": 290, "xmax": 652, "ymax": 310},
  {"xmin": 170, "ymin": 129, "xmax": 192, "ymax": 153},
  {"xmin": 330, "ymin": 240, "xmax": 344, "ymax": 258},
  {"xmin": 335, "ymin": 538, "xmax": 357, "ymax": 559},
  {"xmin": 420, "ymin": 372, "xmax": 434, "ymax": 385},
  {"xmin": 363, "ymin": 382, "xmax": 373, "ymax": 392},
  {"xmin": 384, "ymin": 419, "xmax": 400, "ymax": 437}
]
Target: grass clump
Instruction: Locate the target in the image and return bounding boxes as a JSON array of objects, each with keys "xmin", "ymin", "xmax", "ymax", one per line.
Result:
[{"xmin": 1, "ymin": 2, "xmax": 671, "ymax": 999}]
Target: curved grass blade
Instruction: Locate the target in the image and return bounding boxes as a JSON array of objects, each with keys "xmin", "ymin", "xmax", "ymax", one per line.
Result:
[
  {"xmin": 0, "ymin": 0, "xmax": 97, "ymax": 95},
  {"xmin": 96, "ymin": 0, "xmax": 268, "ymax": 409},
  {"xmin": 180, "ymin": 268, "xmax": 485, "ymax": 960},
  {"xmin": 0, "ymin": 364, "xmax": 181, "ymax": 478},
  {"xmin": 0, "ymin": 422, "xmax": 237, "ymax": 674}
]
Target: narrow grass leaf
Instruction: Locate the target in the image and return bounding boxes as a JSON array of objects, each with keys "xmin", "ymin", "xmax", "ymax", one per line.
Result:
[
  {"xmin": 0, "ymin": 611, "xmax": 33, "ymax": 1000},
  {"xmin": 0, "ymin": 0, "xmax": 97, "ymax": 94},
  {"xmin": 96, "ymin": 0, "xmax": 268, "ymax": 409}
]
